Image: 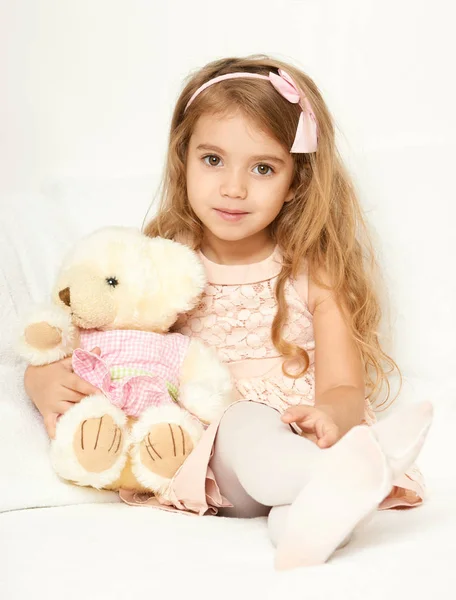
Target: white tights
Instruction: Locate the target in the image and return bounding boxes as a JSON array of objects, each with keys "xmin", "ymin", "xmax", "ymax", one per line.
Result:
[
  {"xmin": 209, "ymin": 402, "xmax": 323, "ymax": 544},
  {"xmin": 208, "ymin": 399, "xmax": 433, "ymax": 568}
]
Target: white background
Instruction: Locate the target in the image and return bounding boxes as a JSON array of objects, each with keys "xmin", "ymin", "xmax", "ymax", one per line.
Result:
[{"xmin": 1, "ymin": 0, "xmax": 455, "ymax": 382}]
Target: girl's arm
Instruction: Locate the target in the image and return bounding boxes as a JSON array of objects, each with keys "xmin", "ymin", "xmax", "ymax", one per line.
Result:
[
  {"xmin": 309, "ymin": 268, "xmax": 366, "ymax": 435},
  {"xmin": 282, "ymin": 268, "xmax": 366, "ymax": 447}
]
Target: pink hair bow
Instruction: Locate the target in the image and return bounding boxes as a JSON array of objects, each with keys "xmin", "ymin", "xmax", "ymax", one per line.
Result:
[
  {"xmin": 184, "ymin": 68, "xmax": 318, "ymax": 153},
  {"xmin": 268, "ymin": 69, "xmax": 318, "ymax": 153}
]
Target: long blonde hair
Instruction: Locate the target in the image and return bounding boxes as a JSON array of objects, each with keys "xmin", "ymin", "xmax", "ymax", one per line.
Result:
[{"xmin": 144, "ymin": 55, "xmax": 400, "ymax": 409}]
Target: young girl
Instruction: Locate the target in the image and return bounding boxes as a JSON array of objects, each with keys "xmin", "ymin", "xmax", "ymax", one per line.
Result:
[{"xmin": 24, "ymin": 55, "xmax": 433, "ymax": 570}]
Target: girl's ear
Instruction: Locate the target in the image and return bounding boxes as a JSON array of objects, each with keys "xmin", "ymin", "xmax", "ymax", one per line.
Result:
[{"xmin": 284, "ymin": 187, "xmax": 295, "ymax": 203}]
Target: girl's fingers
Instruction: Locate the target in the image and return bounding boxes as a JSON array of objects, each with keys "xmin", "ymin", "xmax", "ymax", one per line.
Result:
[
  {"xmin": 57, "ymin": 400, "xmax": 78, "ymax": 415},
  {"xmin": 65, "ymin": 373, "xmax": 100, "ymax": 397},
  {"xmin": 316, "ymin": 420, "xmax": 340, "ymax": 448},
  {"xmin": 296, "ymin": 421, "xmax": 318, "ymax": 434},
  {"xmin": 43, "ymin": 414, "xmax": 57, "ymax": 440},
  {"xmin": 315, "ymin": 418, "xmax": 329, "ymax": 439},
  {"xmin": 61, "ymin": 356, "xmax": 74, "ymax": 370},
  {"xmin": 282, "ymin": 407, "xmax": 340, "ymax": 447},
  {"xmin": 44, "ymin": 401, "xmax": 81, "ymax": 439},
  {"xmin": 281, "ymin": 405, "xmax": 314, "ymax": 423},
  {"xmin": 59, "ymin": 388, "xmax": 86, "ymax": 403}
]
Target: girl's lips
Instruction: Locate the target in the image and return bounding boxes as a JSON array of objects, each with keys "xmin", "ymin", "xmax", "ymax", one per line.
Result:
[{"xmin": 214, "ymin": 208, "xmax": 249, "ymax": 222}]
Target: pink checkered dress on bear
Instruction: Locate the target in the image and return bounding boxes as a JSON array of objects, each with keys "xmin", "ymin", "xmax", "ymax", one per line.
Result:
[{"xmin": 72, "ymin": 329, "xmax": 190, "ymax": 417}]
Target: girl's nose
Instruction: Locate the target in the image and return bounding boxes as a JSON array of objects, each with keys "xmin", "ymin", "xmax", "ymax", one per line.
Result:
[{"xmin": 220, "ymin": 169, "xmax": 247, "ymax": 200}]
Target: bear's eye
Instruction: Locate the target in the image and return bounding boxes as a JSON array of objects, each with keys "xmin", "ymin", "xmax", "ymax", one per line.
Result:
[{"xmin": 106, "ymin": 277, "xmax": 119, "ymax": 288}]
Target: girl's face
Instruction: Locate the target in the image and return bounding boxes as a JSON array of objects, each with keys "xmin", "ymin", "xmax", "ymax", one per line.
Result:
[{"xmin": 186, "ymin": 110, "xmax": 295, "ymax": 248}]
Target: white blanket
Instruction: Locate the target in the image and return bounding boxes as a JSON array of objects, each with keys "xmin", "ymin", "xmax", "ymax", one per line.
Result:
[
  {"xmin": 1, "ymin": 380, "xmax": 455, "ymax": 598},
  {"xmin": 1, "ymin": 471, "xmax": 455, "ymax": 599}
]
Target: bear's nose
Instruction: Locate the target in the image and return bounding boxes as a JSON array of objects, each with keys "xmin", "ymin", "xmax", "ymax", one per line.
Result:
[{"xmin": 59, "ymin": 287, "xmax": 71, "ymax": 307}]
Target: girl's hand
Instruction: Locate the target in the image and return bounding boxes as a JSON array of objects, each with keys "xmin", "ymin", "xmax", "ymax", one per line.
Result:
[
  {"xmin": 24, "ymin": 347, "xmax": 102, "ymax": 440},
  {"xmin": 281, "ymin": 404, "xmax": 341, "ymax": 449}
]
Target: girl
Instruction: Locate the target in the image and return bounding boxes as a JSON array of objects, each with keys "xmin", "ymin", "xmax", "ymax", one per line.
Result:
[{"xmin": 24, "ymin": 55, "xmax": 433, "ymax": 570}]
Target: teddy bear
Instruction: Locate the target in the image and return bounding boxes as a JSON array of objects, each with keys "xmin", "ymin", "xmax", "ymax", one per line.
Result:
[{"xmin": 17, "ymin": 226, "xmax": 234, "ymax": 501}]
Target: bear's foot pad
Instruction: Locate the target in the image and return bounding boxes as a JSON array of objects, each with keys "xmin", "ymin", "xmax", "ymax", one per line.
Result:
[
  {"xmin": 139, "ymin": 422, "xmax": 194, "ymax": 479},
  {"xmin": 74, "ymin": 415, "xmax": 124, "ymax": 473}
]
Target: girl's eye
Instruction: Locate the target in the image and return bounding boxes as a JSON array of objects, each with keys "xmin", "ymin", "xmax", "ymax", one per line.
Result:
[
  {"xmin": 253, "ymin": 164, "xmax": 274, "ymax": 176},
  {"xmin": 202, "ymin": 156, "xmax": 273, "ymax": 175},
  {"xmin": 203, "ymin": 155, "xmax": 221, "ymax": 167}
]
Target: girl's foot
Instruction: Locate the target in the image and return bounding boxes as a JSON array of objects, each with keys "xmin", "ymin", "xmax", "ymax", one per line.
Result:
[
  {"xmin": 275, "ymin": 425, "xmax": 391, "ymax": 570},
  {"xmin": 275, "ymin": 401, "xmax": 433, "ymax": 570},
  {"xmin": 371, "ymin": 400, "xmax": 433, "ymax": 478}
]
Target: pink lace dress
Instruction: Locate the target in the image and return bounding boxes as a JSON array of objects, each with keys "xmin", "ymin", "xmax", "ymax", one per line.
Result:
[{"xmin": 120, "ymin": 248, "xmax": 425, "ymax": 514}]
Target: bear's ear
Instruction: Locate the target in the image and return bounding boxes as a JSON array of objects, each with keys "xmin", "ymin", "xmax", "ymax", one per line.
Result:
[{"xmin": 146, "ymin": 237, "xmax": 207, "ymax": 315}]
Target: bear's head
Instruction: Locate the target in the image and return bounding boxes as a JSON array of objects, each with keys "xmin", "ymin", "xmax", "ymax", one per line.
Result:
[{"xmin": 53, "ymin": 227, "xmax": 206, "ymax": 333}]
